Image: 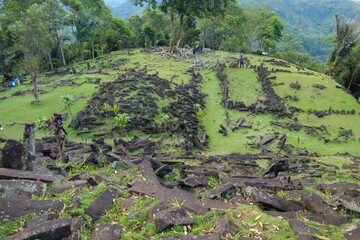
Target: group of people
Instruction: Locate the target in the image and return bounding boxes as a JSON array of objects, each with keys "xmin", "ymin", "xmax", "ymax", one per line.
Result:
[{"xmin": 193, "ymin": 44, "xmax": 203, "ymax": 56}]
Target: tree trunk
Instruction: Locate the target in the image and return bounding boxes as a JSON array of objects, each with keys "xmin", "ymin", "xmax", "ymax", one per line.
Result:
[
  {"xmin": 169, "ymin": 13, "xmax": 184, "ymax": 53},
  {"xmin": 48, "ymin": 53, "xmax": 54, "ymax": 71},
  {"xmin": 56, "ymin": 29, "xmax": 66, "ymax": 66},
  {"xmin": 170, "ymin": 12, "xmax": 175, "ymax": 44},
  {"xmin": 32, "ymin": 72, "xmax": 40, "ymax": 103},
  {"xmin": 92, "ymin": 41, "xmax": 95, "ymax": 59}
]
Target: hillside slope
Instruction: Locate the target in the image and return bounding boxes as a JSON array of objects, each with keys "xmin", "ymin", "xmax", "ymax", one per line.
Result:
[{"xmin": 0, "ymin": 49, "xmax": 359, "ymax": 156}]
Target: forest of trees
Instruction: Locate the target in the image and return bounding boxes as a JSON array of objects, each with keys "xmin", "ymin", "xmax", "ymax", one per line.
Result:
[{"xmin": 0, "ymin": 0, "xmax": 359, "ymax": 98}]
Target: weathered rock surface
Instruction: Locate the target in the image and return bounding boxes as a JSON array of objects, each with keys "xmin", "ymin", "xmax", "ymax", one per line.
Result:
[
  {"xmin": 214, "ymin": 216, "xmax": 241, "ymax": 237},
  {"xmin": 0, "ymin": 179, "xmax": 46, "ymax": 199},
  {"xmin": 157, "ymin": 233, "xmax": 221, "ymax": 240},
  {"xmin": 148, "ymin": 200, "xmax": 171, "ymax": 220},
  {"xmin": 246, "ymin": 187, "xmax": 303, "ymax": 211},
  {"xmin": 331, "ymin": 195, "xmax": 360, "ymax": 214},
  {"xmin": 263, "ymin": 160, "xmax": 289, "ymax": 179},
  {"xmin": 0, "ymin": 168, "xmax": 54, "ymax": 182},
  {"xmin": 50, "ymin": 180, "xmax": 89, "ymax": 194},
  {"xmin": 85, "ymin": 188, "xmax": 118, "ymax": 222},
  {"xmin": 343, "ymin": 223, "xmax": 360, "ymax": 240},
  {"xmin": 0, "ymin": 198, "xmax": 64, "ymax": 222},
  {"xmin": 179, "ymin": 176, "xmax": 209, "ymax": 188},
  {"xmin": 301, "ymin": 192, "xmax": 338, "ymax": 215},
  {"xmin": 154, "ymin": 207, "xmax": 197, "ymax": 233},
  {"xmin": 4, "ymin": 217, "xmax": 72, "ymax": 240},
  {"xmin": 205, "ymin": 182, "xmax": 236, "ymax": 199},
  {"xmin": 288, "ymin": 219, "xmax": 317, "ymax": 235},
  {"xmin": 90, "ymin": 223, "xmax": 123, "ymax": 240},
  {"xmin": 2, "ymin": 140, "xmax": 26, "ymax": 170}
]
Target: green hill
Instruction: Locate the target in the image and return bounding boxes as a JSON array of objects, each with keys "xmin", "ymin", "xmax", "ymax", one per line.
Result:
[{"xmin": 1, "ymin": 49, "xmax": 359, "ymax": 156}]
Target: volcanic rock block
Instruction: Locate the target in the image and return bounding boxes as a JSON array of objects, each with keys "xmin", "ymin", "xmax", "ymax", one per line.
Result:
[
  {"xmin": 106, "ymin": 152, "xmax": 136, "ymax": 169},
  {"xmin": 258, "ymin": 136, "xmax": 274, "ymax": 146},
  {"xmin": 205, "ymin": 182, "xmax": 236, "ymax": 199},
  {"xmin": 23, "ymin": 122, "xmax": 36, "ymax": 155},
  {"xmin": 138, "ymin": 159, "xmax": 161, "ymax": 186},
  {"xmin": 4, "ymin": 217, "xmax": 72, "ymax": 240},
  {"xmin": 287, "ymin": 219, "xmax": 317, "ymax": 235},
  {"xmin": 0, "ymin": 179, "xmax": 46, "ymax": 199},
  {"xmin": 316, "ymin": 182, "xmax": 360, "ymax": 195},
  {"xmin": 179, "ymin": 176, "xmax": 209, "ymax": 188},
  {"xmin": 301, "ymin": 193, "xmax": 338, "ymax": 215},
  {"xmin": 0, "ymin": 198, "xmax": 64, "ymax": 222},
  {"xmin": 331, "ymin": 195, "xmax": 360, "ymax": 214},
  {"xmin": 2, "ymin": 140, "xmax": 26, "ymax": 170},
  {"xmin": 50, "ymin": 180, "xmax": 89, "ymax": 194},
  {"xmin": 245, "ymin": 187, "xmax": 304, "ymax": 212},
  {"xmin": 155, "ymin": 164, "xmax": 173, "ymax": 178},
  {"xmin": 263, "ymin": 160, "xmax": 289, "ymax": 179},
  {"xmin": 214, "ymin": 217, "xmax": 241, "ymax": 237},
  {"xmin": 343, "ymin": 224, "xmax": 360, "ymax": 240},
  {"xmin": 157, "ymin": 233, "xmax": 222, "ymax": 240},
  {"xmin": 84, "ymin": 188, "xmax": 118, "ymax": 222},
  {"xmin": 0, "ymin": 168, "xmax": 54, "ymax": 182},
  {"xmin": 148, "ymin": 200, "xmax": 172, "ymax": 220},
  {"xmin": 90, "ymin": 224, "xmax": 123, "ymax": 240},
  {"xmin": 154, "ymin": 207, "xmax": 197, "ymax": 233}
]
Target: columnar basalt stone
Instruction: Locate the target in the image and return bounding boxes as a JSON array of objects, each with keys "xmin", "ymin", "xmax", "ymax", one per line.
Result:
[
  {"xmin": 2, "ymin": 140, "xmax": 26, "ymax": 170},
  {"xmin": 23, "ymin": 122, "xmax": 36, "ymax": 154}
]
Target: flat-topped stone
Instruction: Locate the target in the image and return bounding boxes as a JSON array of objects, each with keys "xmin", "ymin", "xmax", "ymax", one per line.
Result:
[
  {"xmin": 0, "ymin": 179, "xmax": 46, "ymax": 198},
  {"xmin": 0, "ymin": 198, "xmax": 64, "ymax": 222},
  {"xmin": 50, "ymin": 180, "xmax": 89, "ymax": 194},
  {"xmin": 0, "ymin": 168, "xmax": 54, "ymax": 182}
]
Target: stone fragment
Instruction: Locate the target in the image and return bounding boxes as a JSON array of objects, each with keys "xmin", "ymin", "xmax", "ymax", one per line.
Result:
[
  {"xmin": 301, "ymin": 193, "xmax": 338, "ymax": 215},
  {"xmin": 157, "ymin": 233, "xmax": 221, "ymax": 240},
  {"xmin": 148, "ymin": 200, "xmax": 171, "ymax": 220},
  {"xmin": 263, "ymin": 160, "xmax": 289, "ymax": 179},
  {"xmin": 4, "ymin": 218, "xmax": 72, "ymax": 240},
  {"xmin": 106, "ymin": 152, "xmax": 137, "ymax": 169},
  {"xmin": 343, "ymin": 223, "xmax": 360, "ymax": 240},
  {"xmin": 0, "ymin": 179, "xmax": 46, "ymax": 198},
  {"xmin": 205, "ymin": 182, "xmax": 236, "ymax": 199},
  {"xmin": 23, "ymin": 122, "xmax": 36, "ymax": 154},
  {"xmin": 0, "ymin": 168, "xmax": 54, "ymax": 182},
  {"xmin": 331, "ymin": 195, "xmax": 360, "ymax": 214},
  {"xmin": 138, "ymin": 159, "xmax": 161, "ymax": 186},
  {"xmin": 0, "ymin": 198, "xmax": 64, "ymax": 222},
  {"xmin": 25, "ymin": 214, "xmax": 59, "ymax": 229},
  {"xmin": 154, "ymin": 207, "xmax": 197, "ymax": 233},
  {"xmin": 288, "ymin": 219, "xmax": 317, "ymax": 235},
  {"xmin": 50, "ymin": 180, "xmax": 89, "ymax": 194},
  {"xmin": 2, "ymin": 140, "xmax": 26, "ymax": 170},
  {"xmin": 179, "ymin": 176, "xmax": 209, "ymax": 188},
  {"xmin": 258, "ymin": 136, "xmax": 274, "ymax": 146},
  {"xmin": 214, "ymin": 216, "xmax": 241, "ymax": 237},
  {"xmin": 90, "ymin": 223, "xmax": 123, "ymax": 240},
  {"xmin": 246, "ymin": 187, "xmax": 303, "ymax": 211},
  {"xmin": 85, "ymin": 188, "xmax": 118, "ymax": 222}
]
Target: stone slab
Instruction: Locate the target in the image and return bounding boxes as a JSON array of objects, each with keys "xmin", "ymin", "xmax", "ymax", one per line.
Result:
[{"xmin": 0, "ymin": 168, "xmax": 54, "ymax": 182}]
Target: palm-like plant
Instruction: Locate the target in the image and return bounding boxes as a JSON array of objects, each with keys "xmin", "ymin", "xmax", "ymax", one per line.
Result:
[
  {"xmin": 61, "ymin": 94, "xmax": 75, "ymax": 119},
  {"xmin": 111, "ymin": 104, "xmax": 119, "ymax": 115},
  {"xmin": 325, "ymin": 15, "xmax": 360, "ymax": 68},
  {"xmin": 102, "ymin": 103, "xmax": 110, "ymax": 121},
  {"xmin": 115, "ymin": 113, "xmax": 130, "ymax": 133}
]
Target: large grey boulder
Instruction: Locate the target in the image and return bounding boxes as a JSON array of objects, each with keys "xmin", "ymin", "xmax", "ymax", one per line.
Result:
[{"xmin": 2, "ymin": 140, "xmax": 26, "ymax": 170}]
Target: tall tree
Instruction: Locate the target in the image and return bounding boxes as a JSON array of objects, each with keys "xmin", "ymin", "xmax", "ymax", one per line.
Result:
[
  {"xmin": 131, "ymin": 0, "xmax": 234, "ymax": 53},
  {"xmin": 12, "ymin": 3, "xmax": 53, "ymax": 103}
]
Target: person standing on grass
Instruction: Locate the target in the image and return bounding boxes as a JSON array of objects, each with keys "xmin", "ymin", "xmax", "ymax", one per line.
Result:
[{"xmin": 240, "ymin": 56, "xmax": 245, "ymax": 68}]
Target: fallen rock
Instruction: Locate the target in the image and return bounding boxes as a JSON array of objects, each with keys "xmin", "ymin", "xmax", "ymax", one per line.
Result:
[
  {"xmin": 246, "ymin": 187, "xmax": 303, "ymax": 212},
  {"xmin": 179, "ymin": 176, "xmax": 209, "ymax": 188},
  {"xmin": 157, "ymin": 233, "xmax": 221, "ymax": 240},
  {"xmin": 331, "ymin": 195, "xmax": 360, "ymax": 214},
  {"xmin": 288, "ymin": 219, "xmax": 317, "ymax": 235},
  {"xmin": 4, "ymin": 217, "xmax": 72, "ymax": 240},
  {"xmin": 0, "ymin": 198, "xmax": 64, "ymax": 222},
  {"xmin": 0, "ymin": 168, "xmax": 54, "ymax": 182},
  {"xmin": 263, "ymin": 160, "xmax": 289, "ymax": 179},
  {"xmin": 148, "ymin": 200, "xmax": 171, "ymax": 220},
  {"xmin": 205, "ymin": 182, "xmax": 236, "ymax": 199},
  {"xmin": 301, "ymin": 192, "xmax": 338, "ymax": 215},
  {"xmin": 214, "ymin": 216, "xmax": 241, "ymax": 237},
  {"xmin": 90, "ymin": 223, "xmax": 123, "ymax": 240},
  {"xmin": 50, "ymin": 180, "xmax": 89, "ymax": 194},
  {"xmin": 154, "ymin": 207, "xmax": 197, "ymax": 233},
  {"xmin": 343, "ymin": 223, "xmax": 360, "ymax": 240},
  {"xmin": 85, "ymin": 188, "xmax": 118, "ymax": 222},
  {"xmin": 2, "ymin": 140, "xmax": 26, "ymax": 170},
  {"xmin": 0, "ymin": 179, "xmax": 46, "ymax": 198}
]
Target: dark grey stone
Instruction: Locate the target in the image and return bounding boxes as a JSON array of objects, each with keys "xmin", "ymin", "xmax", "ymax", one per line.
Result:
[
  {"xmin": 214, "ymin": 216, "xmax": 241, "ymax": 237},
  {"xmin": 0, "ymin": 168, "xmax": 54, "ymax": 182},
  {"xmin": 2, "ymin": 140, "xmax": 26, "ymax": 170},
  {"xmin": 84, "ymin": 188, "xmax": 118, "ymax": 222},
  {"xmin": 154, "ymin": 207, "xmax": 197, "ymax": 233},
  {"xmin": 50, "ymin": 180, "xmax": 89, "ymax": 194},
  {"xmin": 205, "ymin": 182, "xmax": 236, "ymax": 199},
  {"xmin": 90, "ymin": 223, "xmax": 123, "ymax": 240},
  {"xmin": 0, "ymin": 198, "xmax": 64, "ymax": 222},
  {"xmin": 0, "ymin": 179, "xmax": 46, "ymax": 198}
]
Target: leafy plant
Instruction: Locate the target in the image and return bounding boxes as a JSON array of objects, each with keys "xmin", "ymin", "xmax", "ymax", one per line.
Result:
[
  {"xmin": 35, "ymin": 115, "xmax": 48, "ymax": 129},
  {"xmin": 115, "ymin": 113, "xmax": 130, "ymax": 133},
  {"xmin": 206, "ymin": 176, "xmax": 220, "ymax": 189},
  {"xmin": 256, "ymin": 119, "xmax": 263, "ymax": 126},
  {"xmin": 169, "ymin": 198, "xmax": 186, "ymax": 208},
  {"xmin": 111, "ymin": 104, "xmax": 119, "ymax": 115},
  {"xmin": 244, "ymin": 139, "xmax": 254, "ymax": 152},
  {"xmin": 61, "ymin": 94, "xmax": 75, "ymax": 119},
  {"xmin": 102, "ymin": 103, "xmax": 110, "ymax": 120},
  {"xmin": 295, "ymin": 135, "xmax": 305, "ymax": 147},
  {"xmin": 103, "ymin": 62, "xmax": 109, "ymax": 72},
  {"xmin": 196, "ymin": 107, "xmax": 206, "ymax": 122},
  {"xmin": 161, "ymin": 113, "xmax": 170, "ymax": 130}
]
